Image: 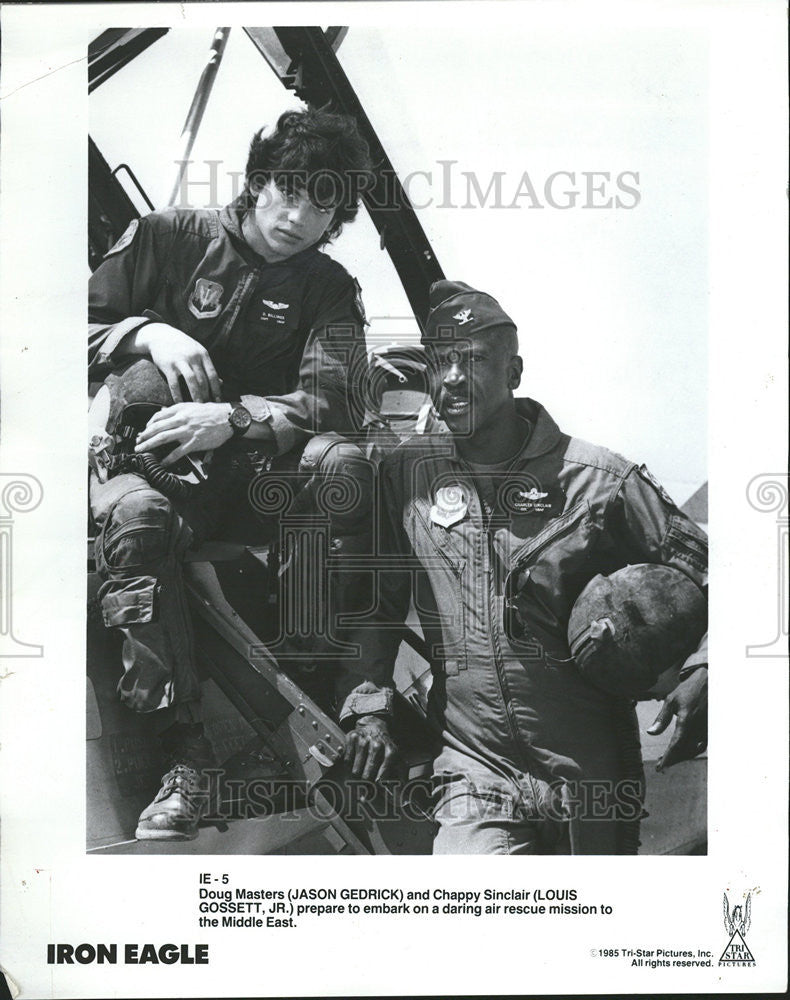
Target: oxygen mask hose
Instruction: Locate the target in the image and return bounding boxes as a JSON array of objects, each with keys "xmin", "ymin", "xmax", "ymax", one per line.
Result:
[{"xmin": 124, "ymin": 451, "xmax": 203, "ymax": 503}]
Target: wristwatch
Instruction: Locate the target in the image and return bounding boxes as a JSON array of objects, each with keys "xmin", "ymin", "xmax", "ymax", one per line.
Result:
[{"xmin": 228, "ymin": 403, "xmax": 252, "ymax": 437}]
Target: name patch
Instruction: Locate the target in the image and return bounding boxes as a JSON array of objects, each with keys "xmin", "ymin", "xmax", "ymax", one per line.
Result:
[
  {"xmin": 504, "ymin": 483, "xmax": 566, "ymax": 516},
  {"xmin": 260, "ymin": 298, "xmax": 290, "ymax": 324}
]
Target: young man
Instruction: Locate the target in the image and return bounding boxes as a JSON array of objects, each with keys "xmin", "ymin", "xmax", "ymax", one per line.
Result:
[
  {"xmin": 341, "ymin": 280, "xmax": 708, "ymax": 854},
  {"xmin": 88, "ymin": 109, "xmax": 374, "ymax": 840}
]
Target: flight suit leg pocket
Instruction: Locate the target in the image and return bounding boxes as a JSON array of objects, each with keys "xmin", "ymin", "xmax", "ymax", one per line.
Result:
[{"xmin": 100, "ymin": 576, "xmax": 158, "ymax": 627}]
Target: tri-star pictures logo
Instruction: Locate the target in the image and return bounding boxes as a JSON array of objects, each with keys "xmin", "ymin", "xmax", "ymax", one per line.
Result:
[
  {"xmin": 453, "ymin": 308, "xmax": 473, "ymax": 325},
  {"xmin": 719, "ymin": 891, "xmax": 756, "ymax": 966}
]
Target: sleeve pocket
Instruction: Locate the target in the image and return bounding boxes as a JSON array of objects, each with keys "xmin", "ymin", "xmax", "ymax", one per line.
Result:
[
  {"xmin": 665, "ymin": 515, "xmax": 708, "ymax": 574},
  {"xmin": 100, "ymin": 576, "xmax": 158, "ymax": 627}
]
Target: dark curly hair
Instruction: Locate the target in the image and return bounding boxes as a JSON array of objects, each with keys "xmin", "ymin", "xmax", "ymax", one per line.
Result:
[{"xmin": 245, "ymin": 108, "xmax": 374, "ymax": 244}]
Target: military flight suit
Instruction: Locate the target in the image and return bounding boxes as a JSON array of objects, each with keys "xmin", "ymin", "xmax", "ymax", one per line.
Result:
[
  {"xmin": 338, "ymin": 398, "xmax": 708, "ymax": 854},
  {"xmin": 89, "ymin": 195, "xmax": 371, "ymax": 721}
]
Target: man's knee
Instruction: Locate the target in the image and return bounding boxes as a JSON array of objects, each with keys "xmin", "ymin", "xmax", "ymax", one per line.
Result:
[
  {"xmin": 299, "ymin": 432, "xmax": 370, "ymax": 480},
  {"xmin": 99, "ymin": 487, "xmax": 188, "ymax": 572},
  {"xmin": 299, "ymin": 433, "xmax": 373, "ymax": 530}
]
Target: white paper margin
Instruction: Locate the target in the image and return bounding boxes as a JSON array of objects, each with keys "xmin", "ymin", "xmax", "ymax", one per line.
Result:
[{"xmin": 0, "ymin": 2, "xmax": 787, "ymax": 997}]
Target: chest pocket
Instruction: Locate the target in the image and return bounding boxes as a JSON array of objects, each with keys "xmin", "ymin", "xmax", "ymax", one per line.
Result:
[
  {"xmin": 406, "ymin": 496, "xmax": 468, "ymax": 572},
  {"xmin": 406, "ymin": 496, "xmax": 469, "ymax": 675},
  {"xmin": 221, "ymin": 282, "xmax": 306, "ymax": 396},
  {"xmin": 251, "ymin": 297, "xmax": 302, "ymax": 342},
  {"xmin": 232, "ymin": 295, "xmax": 305, "ymax": 388},
  {"xmin": 503, "ymin": 500, "xmax": 597, "ymax": 657}
]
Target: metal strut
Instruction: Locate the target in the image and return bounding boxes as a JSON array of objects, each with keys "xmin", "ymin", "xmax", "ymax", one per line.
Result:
[
  {"xmin": 88, "ymin": 29, "xmax": 170, "ymax": 93},
  {"xmin": 244, "ymin": 26, "xmax": 445, "ymax": 327},
  {"xmin": 167, "ymin": 28, "xmax": 232, "ymax": 207}
]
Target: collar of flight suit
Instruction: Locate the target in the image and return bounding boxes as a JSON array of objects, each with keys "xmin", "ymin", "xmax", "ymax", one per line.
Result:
[{"xmin": 440, "ymin": 397, "xmax": 565, "ymax": 465}]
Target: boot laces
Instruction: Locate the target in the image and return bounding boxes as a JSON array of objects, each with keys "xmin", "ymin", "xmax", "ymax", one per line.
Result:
[{"xmin": 156, "ymin": 764, "xmax": 204, "ymax": 807}]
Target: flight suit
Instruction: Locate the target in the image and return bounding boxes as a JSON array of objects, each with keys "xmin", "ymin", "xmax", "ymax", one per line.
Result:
[
  {"xmin": 338, "ymin": 398, "xmax": 708, "ymax": 854},
  {"xmin": 89, "ymin": 196, "xmax": 371, "ymax": 722}
]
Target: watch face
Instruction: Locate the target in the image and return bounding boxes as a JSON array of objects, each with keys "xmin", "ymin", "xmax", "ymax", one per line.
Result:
[{"xmin": 230, "ymin": 406, "xmax": 252, "ymax": 432}]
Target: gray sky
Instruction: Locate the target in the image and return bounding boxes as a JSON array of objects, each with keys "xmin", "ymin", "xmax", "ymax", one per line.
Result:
[{"xmin": 90, "ymin": 22, "xmax": 708, "ymax": 500}]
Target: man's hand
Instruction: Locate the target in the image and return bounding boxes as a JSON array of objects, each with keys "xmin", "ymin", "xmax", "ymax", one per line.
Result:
[
  {"xmin": 647, "ymin": 666, "xmax": 708, "ymax": 771},
  {"xmin": 343, "ymin": 715, "xmax": 399, "ymax": 782},
  {"xmin": 135, "ymin": 402, "xmax": 233, "ymax": 465},
  {"xmin": 138, "ymin": 323, "xmax": 221, "ymax": 403}
]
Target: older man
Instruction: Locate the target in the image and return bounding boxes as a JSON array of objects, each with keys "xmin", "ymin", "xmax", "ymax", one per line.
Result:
[{"xmin": 341, "ymin": 280, "xmax": 708, "ymax": 855}]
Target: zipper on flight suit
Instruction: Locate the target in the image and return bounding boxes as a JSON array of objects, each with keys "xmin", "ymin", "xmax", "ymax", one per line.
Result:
[
  {"xmin": 504, "ymin": 502, "xmax": 590, "ymax": 670},
  {"xmin": 410, "ymin": 500, "xmax": 467, "ymax": 673},
  {"xmin": 207, "ymin": 269, "xmax": 258, "ymax": 354},
  {"xmin": 508, "ymin": 500, "xmax": 588, "ymax": 568},
  {"xmin": 471, "ymin": 475, "xmax": 530, "ymax": 770},
  {"xmin": 484, "ymin": 524, "xmax": 531, "ymax": 769}
]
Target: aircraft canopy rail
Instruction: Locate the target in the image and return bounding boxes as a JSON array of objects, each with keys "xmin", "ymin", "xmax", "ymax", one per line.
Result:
[
  {"xmin": 88, "ymin": 26, "xmax": 445, "ymax": 328},
  {"xmin": 88, "ymin": 28, "xmax": 170, "ymax": 93},
  {"xmin": 244, "ymin": 26, "xmax": 445, "ymax": 328}
]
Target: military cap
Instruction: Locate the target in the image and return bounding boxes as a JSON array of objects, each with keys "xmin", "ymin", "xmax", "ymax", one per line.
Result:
[{"xmin": 423, "ymin": 280, "xmax": 516, "ymax": 342}]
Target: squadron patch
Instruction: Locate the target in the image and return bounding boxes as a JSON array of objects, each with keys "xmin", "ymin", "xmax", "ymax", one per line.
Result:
[
  {"xmin": 637, "ymin": 464, "xmax": 677, "ymax": 508},
  {"xmin": 430, "ymin": 485, "xmax": 468, "ymax": 527},
  {"xmin": 104, "ymin": 219, "xmax": 139, "ymax": 258},
  {"xmin": 189, "ymin": 278, "xmax": 224, "ymax": 319}
]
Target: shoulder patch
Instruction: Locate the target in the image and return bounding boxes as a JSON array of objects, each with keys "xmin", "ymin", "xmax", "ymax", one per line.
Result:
[
  {"xmin": 637, "ymin": 464, "xmax": 678, "ymax": 507},
  {"xmin": 104, "ymin": 218, "xmax": 139, "ymax": 258}
]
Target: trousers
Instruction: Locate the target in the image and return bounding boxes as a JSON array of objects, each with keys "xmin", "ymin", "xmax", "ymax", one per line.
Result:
[
  {"xmin": 90, "ymin": 434, "xmax": 374, "ymax": 724},
  {"xmin": 430, "ymin": 748, "xmax": 628, "ymax": 855}
]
